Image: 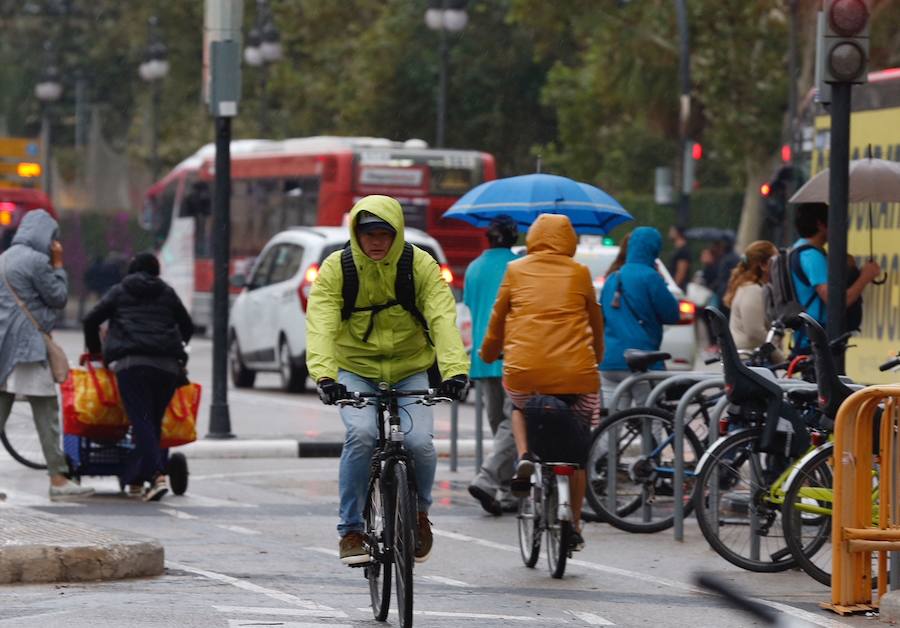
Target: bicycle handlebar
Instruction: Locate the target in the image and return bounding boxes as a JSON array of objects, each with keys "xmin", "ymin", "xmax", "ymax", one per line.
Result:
[
  {"xmin": 880, "ymin": 356, "xmax": 900, "ymax": 372},
  {"xmin": 346, "ymin": 389, "xmax": 438, "ymax": 399}
]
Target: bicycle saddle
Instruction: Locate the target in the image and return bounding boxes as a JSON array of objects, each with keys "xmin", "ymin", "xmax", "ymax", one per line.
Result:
[
  {"xmin": 799, "ymin": 313, "xmax": 854, "ymax": 419},
  {"xmin": 624, "ymin": 349, "xmax": 671, "ymax": 372},
  {"xmin": 787, "ymin": 388, "xmax": 819, "ymax": 404}
]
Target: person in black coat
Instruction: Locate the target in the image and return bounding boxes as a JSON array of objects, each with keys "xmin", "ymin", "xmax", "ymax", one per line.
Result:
[{"xmin": 83, "ymin": 252, "xmax": 193, "ymax": 501}]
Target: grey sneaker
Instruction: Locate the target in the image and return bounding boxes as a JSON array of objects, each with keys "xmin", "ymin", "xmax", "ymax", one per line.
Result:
[
  {"xmin": 143, "ymin": 476, "xmax": 169, "ymax": 502},
  {"xmin": 126, "ymin": 484, "xmax": 144, "ymax": 499},
  {"xmin": 49, "ymin": 481, "xmax": 94, "ymax": 501}
]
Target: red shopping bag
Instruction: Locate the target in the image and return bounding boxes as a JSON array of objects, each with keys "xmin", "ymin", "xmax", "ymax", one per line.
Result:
[
  {"xmin": 161, "ymin": 382, "xmax": 201, "ymax": 448},
  {"xmin": 61, "ymin": 359, "xmax": 129, "ymax": 440}
]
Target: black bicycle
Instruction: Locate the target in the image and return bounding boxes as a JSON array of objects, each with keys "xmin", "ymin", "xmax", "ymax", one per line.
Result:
[
  {"xmin": 1, "ymin": 398, "xmax": 48, "ymax": 470},
  {"xmin": 336, "ymin": 384, "xmax": 450, "ymax": 628}
]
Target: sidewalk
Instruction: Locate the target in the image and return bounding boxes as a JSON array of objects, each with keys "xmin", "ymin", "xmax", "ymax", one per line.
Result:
[
  {"xmin": 179, "ymin": 436, "xmax": 492, "ymax": 459},
  {"xmin": 0, "ymin": 504, "xmax": 163, "ymax": 583}
]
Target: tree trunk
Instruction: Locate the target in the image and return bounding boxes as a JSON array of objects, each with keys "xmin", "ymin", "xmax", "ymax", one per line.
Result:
[{"xmin": 735, "ymin": 156, "xmax": 779, "ymax": 251}]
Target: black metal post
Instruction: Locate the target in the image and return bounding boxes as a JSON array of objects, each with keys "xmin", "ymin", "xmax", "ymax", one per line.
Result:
[
  {"xmin": 151, "ymin": 80, "xmax": 161, "ymax": 181},
  {"xmin": 208, "ymin": 115, "xmax": 234, "ymax": 438},
  {"xmin": 41, "ymin": 107, "xmax": 52, "ymax": 199},
  {"xmin": 675, "ymin": 0, "xmax": 691, "ymax": 228},
  {"xmin": 827, "ymin": 81, "xmax": 851, "ymax": 371},
  {"xmin": 785, "ymin": 0, "xmax": 799, "ymax": 247},
  {"xmin": 259, "ymin": 63, "xmax": 269, "ymax": 137},
  {"xmin": 436, "ymin": 16, "xmax": 448, "ymax": 148}
]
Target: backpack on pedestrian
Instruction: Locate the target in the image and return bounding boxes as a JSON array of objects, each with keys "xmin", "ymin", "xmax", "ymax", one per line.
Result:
[{"xmin": 764, "ymin": 244, "xmax": 823, "ymax": 328}]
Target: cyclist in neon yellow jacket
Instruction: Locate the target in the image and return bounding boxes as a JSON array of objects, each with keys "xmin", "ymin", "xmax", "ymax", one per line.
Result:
[{"xmin": 306, "ymin": 194, "xmax": 469, "ymax": 565}]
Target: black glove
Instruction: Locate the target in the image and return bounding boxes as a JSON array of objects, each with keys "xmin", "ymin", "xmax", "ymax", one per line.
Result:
[
  {"xmin": 317, "ymin": 378, "xmax": 347, "ymax": 405},
  {"xmin": 439, "ymin": 374, "xmax": 469, "ymax": 401}
]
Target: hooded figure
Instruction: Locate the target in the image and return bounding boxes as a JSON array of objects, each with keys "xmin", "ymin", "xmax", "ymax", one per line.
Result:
[
  {"xmin": 480, "ymin": 213, "xmax": 604, "ymax": 394},
  {"xmin": 0, "ymin": 209, "xmax": 68, "ymax": 385},
  {"xmin": 305, "ymin": 195, "xmax": 468, "ymax": 566},
  {"xmin": 599, "ymin": 226, "xmax": 680, "ymax": 374}
]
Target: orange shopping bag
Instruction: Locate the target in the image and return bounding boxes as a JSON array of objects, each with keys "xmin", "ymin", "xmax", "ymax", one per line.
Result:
[
  {"xmin": 61, "ymin": 359, "xmax": 129, "ymax": 440},
  {"xmin": 161, "ymin": 382, "xmax": 201, "ymax": 448}
]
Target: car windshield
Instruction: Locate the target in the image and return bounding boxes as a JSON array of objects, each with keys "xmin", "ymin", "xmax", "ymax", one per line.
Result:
[{"xmin": 574, "ymin": 251, "xmax": 616, "ymax": 281}]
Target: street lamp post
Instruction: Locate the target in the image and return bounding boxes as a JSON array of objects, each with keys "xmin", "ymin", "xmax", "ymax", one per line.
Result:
[
  {"xmin": 139, "ymin": 16, "xmax": 169, "ymax": 182},
  {"xmin": 243, "ymin": 0, "xmax": 282, "ymax": 137},
  {"xmin": 425, "ymin": 0, "xmax": 468, "ymax": 148},
  {"xmin": 674, "ymin": 0, "xmax": 691, "ymax": 229},
  {"xmin": 35, "ymin": 57, "xmax": 62, "ymax": 200}
]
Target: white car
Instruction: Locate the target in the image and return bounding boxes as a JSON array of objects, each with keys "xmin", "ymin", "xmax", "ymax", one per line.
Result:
[
  {"xmin": 573, "ymin": 243, "xmax": 697, "ymax": 370},
  {"xmin": 228, "ymin": 226, "xmax": 454, "ymax": 392}
]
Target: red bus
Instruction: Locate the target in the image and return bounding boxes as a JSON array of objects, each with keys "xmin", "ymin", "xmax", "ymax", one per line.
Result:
[
  {"xmin": 0, "ymin": 188, "xmax": 56, "ymax": 251},
  {"xmin": 143, "ymin": 136, "xmax": 496, "ymax": 329}
]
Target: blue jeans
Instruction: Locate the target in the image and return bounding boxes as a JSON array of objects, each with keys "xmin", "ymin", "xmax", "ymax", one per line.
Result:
[{"xmin": 337, "ymin": 370, "xmax": 436, "ymax": 537}]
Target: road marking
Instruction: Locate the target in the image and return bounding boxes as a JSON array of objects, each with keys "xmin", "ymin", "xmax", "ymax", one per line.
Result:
[
  {"xmin": 215, "ymin": 524, "xmax": 261, "ymax": 535},
  {"xmin": 228, "ymin": 621, "xmax": 350, "ymax": 628},
  {"xmin": 421, "ymin": 574, "xmax": 472, "ymax": 587},
  {"xmin": 160, "ymin": 508, "xmax": 199, "ymax": 520},
  {"xmin": 213, "ymin": 606, "xmax": 347, "ymax": 619},
  {"xmin": 433, "ymin": 530, "xmax": 852, "ymax": 628},
  {"xmin": 360, "ymin": 608, "xmax": 537, "ymax": 622},
  {"xmin": 192, "ymin": 469, "xmax": 334, "ymax": 481},
  {"xmin": 566, "ymin": 610, "xmax": 615, "ymax": 626},
  {"xmin": 168, "ymin": 493, "xmax": 258, "ymax": 508},
  {"xmin": 167, "ymin": 561, "xmax": 335, "ymax": 611}
]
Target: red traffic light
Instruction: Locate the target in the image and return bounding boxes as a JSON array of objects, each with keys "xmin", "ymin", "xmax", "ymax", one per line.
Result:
[
  {"xmin": 781, "ymin": 144, "xmax": 792, "ymax": 163},
  {"xmin": 760, "ymin": 182, "xmax": 772, "ymax": 197},
  {"xmin": 691, "ymin": 143, "xmax": 703, "ymax": 160},
  {"xmin": 828, "ymin": 0, "xmax": 869, "ymax": 36}
]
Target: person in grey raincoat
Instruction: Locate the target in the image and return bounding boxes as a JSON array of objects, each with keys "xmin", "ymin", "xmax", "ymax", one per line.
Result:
[{"xmin": 0, "ymin": 209, "xmax": 94, "ymax": 500}]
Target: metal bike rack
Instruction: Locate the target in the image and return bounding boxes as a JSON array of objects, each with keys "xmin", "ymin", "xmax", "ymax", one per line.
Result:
[
  {"xmin": 607, "ymin": 371, "xmax": 682, "ymax": 413},
  {"xmin": 673, "ymin": 377, "xmax": 725, "ymax": 541}
]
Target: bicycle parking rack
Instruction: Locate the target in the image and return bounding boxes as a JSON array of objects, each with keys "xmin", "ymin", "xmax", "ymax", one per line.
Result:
[
  {"xmin": 825, "ymin": 384, "xmax": 900, "ymax": 615},
  {"xmin": 672, "ymin": 377, "xmax": 725, "ymax": 541}
]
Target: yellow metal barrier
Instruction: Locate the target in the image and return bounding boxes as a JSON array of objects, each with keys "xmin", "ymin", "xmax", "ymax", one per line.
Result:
[{"xmin": 826, "ymin": 384, "xmax": 900, "ymax": 615}]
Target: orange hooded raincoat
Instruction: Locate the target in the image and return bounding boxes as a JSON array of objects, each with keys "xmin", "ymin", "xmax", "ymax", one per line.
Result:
[{"xmin": 479, "ymin": 214, "xmax": 604, "ymax": 394}]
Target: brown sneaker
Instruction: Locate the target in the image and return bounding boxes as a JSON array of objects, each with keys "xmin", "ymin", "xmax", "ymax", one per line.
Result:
[
  {"xmin": 339, "ymin": 531, "xmax": 370, "ymax": 566},
  {"xmin": 415, "ymin": 512, "xmax": 432, "ymax": 563}
]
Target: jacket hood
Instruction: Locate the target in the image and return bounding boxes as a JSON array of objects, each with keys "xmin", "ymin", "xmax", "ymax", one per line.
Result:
[
  {"xmin": 122, "ymin": 271, "xmax": 166, "ymax": 298},
  {"xmin": 525, "ymin": 214, "xmax": 577, "ymax": 257},
  {"xmin": 348, "ymin": 195, "xmax": 405, "ymax": 264},
  {"xmin": 625, "ymin": 226, "xmax": 662, "ymax": 266},
  {"xmin": 11, "ymin": 209, "xmax": 58, "ymax": 256}
]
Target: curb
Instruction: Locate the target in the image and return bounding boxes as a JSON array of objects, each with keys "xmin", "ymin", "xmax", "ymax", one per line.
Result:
[
  {"xmin": 178, "ymin": 438, "xmax": 494, "ymax": 460},
  {"xmin": 0, "ymin": 506, "xmax": 164, "ymax": 584}
]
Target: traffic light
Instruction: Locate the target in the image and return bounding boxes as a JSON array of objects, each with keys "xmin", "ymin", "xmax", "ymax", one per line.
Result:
[
  {"xmin": 822, "ymin": 0, "xmax": 870, "ymax": 84},
  {"xmin": 683, "ymin": 141, "xmax": 701, "ymax": 192}
]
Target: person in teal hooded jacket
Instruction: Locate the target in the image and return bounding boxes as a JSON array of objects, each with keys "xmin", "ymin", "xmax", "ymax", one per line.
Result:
[
  {"xmin": 464, "ymin": 215, "xmax": 519, "ymax": 516},
  {"xmin": 599, "ymin": 227, "xmax": 680, "ymax": 409}
]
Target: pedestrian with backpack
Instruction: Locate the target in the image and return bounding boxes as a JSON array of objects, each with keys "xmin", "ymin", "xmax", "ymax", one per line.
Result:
[
  {"xmin": 779, "ymin": 202, "xmax": 880, "ymax": 353},
  {"xmin": 306, "ymin": 195, "xmax": 469, "ymax": 566},
  {"xmin": 599, "ymin": 227, "xmax": 680, "ymax": 410},
  {"xmin": 465, "ymin": 216, "xmax": 520, "ymax": 516}
]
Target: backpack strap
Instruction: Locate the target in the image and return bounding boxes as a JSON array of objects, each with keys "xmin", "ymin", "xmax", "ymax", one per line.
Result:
[
  {"xmin": 788, "ymin": 244, "xmax": 824, "ymax": 309},
  {"xmin": 340, "ymin": 246, "xmax": 359, "ymax": 321},
  {"xmin": 396, "ymin": 243, "xmax": 434, "ymax": 346}
]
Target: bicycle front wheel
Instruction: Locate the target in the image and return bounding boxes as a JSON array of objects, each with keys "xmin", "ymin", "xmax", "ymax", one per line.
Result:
[
  {"xmin": 392, "ymin": 461, "xmax": 415, "ymax": 628},
  {"xmin": 365, "ymin": 471, "xmax": 392, "ymax": 621},
  {"xmin": 544, "ymin": 475, "xmax": 570, "ymax": 579},
  {"xmin": 586, "ymin": 407, "xmax": 703, "ymax": 533},
  {"xmin": 694, "ymin": 427, "xmax": 795, "ymax": 572},
  {"xmin": 1, "ymin": 406, "xmax": 48, "ymax": 470},
  {"xmin": 517, "ymin": 467, "xmax": 541, "ymax": 568},
  {"xmin": 782, "ymin": 445, "xmax": 834, "ymax": 586}
]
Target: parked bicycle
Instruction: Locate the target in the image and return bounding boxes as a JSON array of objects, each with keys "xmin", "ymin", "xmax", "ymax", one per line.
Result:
[
  {"xmin": 336, "ymin": 384, "xmax": 450, "ymax": 628},
  {"xmin": 518, "ymin": 459, "xmax": 581, "ymax": 578}
]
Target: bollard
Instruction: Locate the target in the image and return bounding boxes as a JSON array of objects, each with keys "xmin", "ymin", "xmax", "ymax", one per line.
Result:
[
  {"xmin": 449, "ymin": 399, "xmax": 459, "ymax": 472},
  {"xmin": 824, "ymin": 384, "xmax": 900, "ymax": 615},
  {"xmin": 474, "ymin": 380, "xmax": 484, "ymax": 472}
]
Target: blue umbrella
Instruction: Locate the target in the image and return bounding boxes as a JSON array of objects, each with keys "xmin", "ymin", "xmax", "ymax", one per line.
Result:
[{"xmin": 443, "ymin": 173, "xmax": 633, "ymax": 235}]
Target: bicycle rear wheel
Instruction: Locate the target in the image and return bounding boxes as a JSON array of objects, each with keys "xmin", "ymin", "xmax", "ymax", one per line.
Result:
[
  {"xmin": 782, "ymin": 445, "xmax": 834, "ymax": 586},
  {"xmin": 517, "ymin": 467, "xmax": 542, "ymax": 568},
  {"xmin": 365, "ymin": 471, "xmax": 392, "ymax": 621},
  {"xmin": 544, "ymin": 475, "xmax": 569, "ymax": 579},
  {"xmin": 586, "ymin": 407, "xmax": 703, "ymax": 533},
  {"xmin": 392, "ymin": 461, "xmax": 415, "ymax": 628},
  {"xmin": 694, "ymin": 427, "xmax": 795, "ymax": 572},
  {"xmin": 0, "ymin": 405, "xmax": 48, "ymax": 470}
]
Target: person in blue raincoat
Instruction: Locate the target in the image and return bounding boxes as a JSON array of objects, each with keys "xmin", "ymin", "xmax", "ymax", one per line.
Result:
[
  {"xmin": 600, "ymin": 226, "xmax": 680, "ymax": 410},
  {"xmin": 465, "ymin": 216, "xmax": 520, "ymax": 516}
]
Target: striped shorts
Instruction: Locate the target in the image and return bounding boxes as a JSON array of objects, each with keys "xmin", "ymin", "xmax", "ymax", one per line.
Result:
[{"xmin": 503, "ymin": 385, "xmax": 601, "ymax": 428}]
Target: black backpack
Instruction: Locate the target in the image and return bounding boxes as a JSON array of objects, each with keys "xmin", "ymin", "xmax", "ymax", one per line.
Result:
[
  {"xmin": 523, "ymin": 395, "xmax": 589, "ymax": 466},
  {"xmin": 764, "ymin": 243, "xmax": 823, "ymax": 326},
  {"xmin": 340, "ymin": 242, "xmax": 433, "ymax": 345}
]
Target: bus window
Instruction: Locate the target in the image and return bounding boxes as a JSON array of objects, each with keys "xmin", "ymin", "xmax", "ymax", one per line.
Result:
[{"xmin": 283, "ymin": 177, "xmax": 319, "ymax": 228}]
